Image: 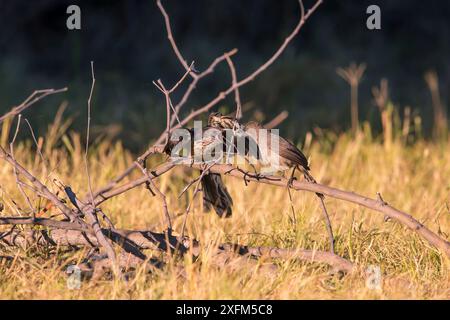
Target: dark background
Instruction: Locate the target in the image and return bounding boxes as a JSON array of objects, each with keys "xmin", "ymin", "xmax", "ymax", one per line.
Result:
[{"xmin": 0, "ymin": 0, "xmax": 449, "ymax": 151}]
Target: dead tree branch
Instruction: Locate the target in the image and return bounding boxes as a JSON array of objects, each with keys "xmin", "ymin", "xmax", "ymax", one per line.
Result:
[
  {"xmin": 0, "ymin": 146, "xmax": 80, "ymax": 223},
  {"xmin": 84, "ymin": 61, "xmax": 96, "ymax": 207},
  {"xmin": 94, "ymin": 0, "xmax": 321, "ymax": 195},
  {"xmin": 189, "ymin": 163, "xmax": 450, "ymax": 258},
  {"xmin": 81, "ymin": 156, "xmax": 450, "ymax": 259},
  {"xmin": 167, "ymin": 0, "xmax": 323, "ymax": 132},
  {"xmin": 0, "ymin": 88, "xmax": 68, "ymax": 124},
  {"xmin": 9, "ymin": 115, "xmax": 36, "ymax": 217},
  {"xmin": 156, "ymin": 0, "xmax": 197, "ymax": 79},
  {"xmin": 92, "ymin": 160, "xmax": 175, "ymax": 207}
]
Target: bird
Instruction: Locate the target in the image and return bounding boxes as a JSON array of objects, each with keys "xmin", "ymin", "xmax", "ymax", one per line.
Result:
[
  {"xmin": 243, "ymin": 121, "xmax": 310, "ymax": 176},
  {"xmin": 208, "ymin": 112, "xmax": 238, "ymax": 130},
  {"xmin": 208, "ymin": 112, "xmax": 261, "ymax": 169},
  {"xmin": 208, "ymin": 113, "xmax": 308, "ymax": 175},
  {"xmin": 164, "ymin": 125, "xmax": 233, "ymax": 218},
  {"xmin": 208, "ymin": 112, "xmax": 335, "ymax": 253}
]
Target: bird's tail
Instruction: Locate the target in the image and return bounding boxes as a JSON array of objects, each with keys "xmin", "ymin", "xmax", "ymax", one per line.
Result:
[
  {"xmin": 302, "ymin": 169, "xmax": 317, "ymax": 184},
  {"xmin": 302, "ymin": 168, "xmax": 323, "ymax": 198},
  {"xmin": 201, "ymin": 172, "xmax": 233, "ymax": 218}
]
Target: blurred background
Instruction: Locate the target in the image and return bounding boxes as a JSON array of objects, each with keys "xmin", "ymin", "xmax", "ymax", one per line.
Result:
[{"xmin": 0, "ymin": 0, "xmax": 449, "ymax": 151}]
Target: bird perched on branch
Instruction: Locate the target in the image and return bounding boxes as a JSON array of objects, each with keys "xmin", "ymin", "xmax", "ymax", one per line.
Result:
[
  {"xmin": 208, "ymin": 111, "xmax": 314, "ymax": 180},
  {"xmin": 208, "ymin": 112, "xmax": 335, "ymax": 253},
  {"xmin": 164, "ymin": 125, "xmax": 233, "ymax": 218}
]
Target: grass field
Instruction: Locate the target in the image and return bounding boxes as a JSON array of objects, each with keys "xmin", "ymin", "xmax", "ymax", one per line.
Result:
[{"xmin": 0, "ymin": 116, "xmax": 449, "ymax": 299}]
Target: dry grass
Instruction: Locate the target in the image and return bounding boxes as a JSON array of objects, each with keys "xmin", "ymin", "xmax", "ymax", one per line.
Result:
[{"xmin": 0, "ymin": 118, "xmax": 449, "ymax": 299}]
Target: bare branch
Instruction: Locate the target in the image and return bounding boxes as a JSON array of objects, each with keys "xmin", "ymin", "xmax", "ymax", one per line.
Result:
[
  {"xmin": 167, "ymin": 49, "xmax": 238, "ymax": 130},
  {"xmin": 88, "ymin": 155, "xmax": 450, "ymax": 259},
  {"xmin": 0, "ymin": 216, "xmax": 86, "ymax": 231},
  {"xmin": 93, "ymin": 160, "xmax": 175, "ymax": 207},
  {"xmin": 9, "ymin": 115, "xmax": 35, "ymax": 217},
  {"xmin": 168, "ymin": 61, "xmax": 195, "ymax": 94},
  {"xmin": 96, "ymin": 0, "xmax": 322, "ymax": 192},
  {"xmin": 153, "ymin": 79, "xmax": 174, "ymax": 145},
  {"xmin": 225, "ymin": 54, "xmax": 242, "ymax": 119},
  {"xmin": 0, "ymin": 88, "xmax": 68, "ymax": 124},
  {"xmin": 85, "ymin": 61, "xmax": 96, "ymax": 207},
  {"xmin": 188, "ymin": 163, "xmax": 450, "ymax": 258},
  {"xmin": 156, "ymin": 0, "xmax": 197, "ymax": 79},
  {"xmin": 264, "ymin": 110, "xmax": 289, "ymax": 129},
  {"xmin": 88, "ymin": 145, "xmax": 166, "ymax": 201},
  {"xmin": 0, "ymin": 145, "xmax": 79, "ymax": 222},
  {"xmin": 167, "ymin": 0, "xmax": 323, "ymax": 132}
]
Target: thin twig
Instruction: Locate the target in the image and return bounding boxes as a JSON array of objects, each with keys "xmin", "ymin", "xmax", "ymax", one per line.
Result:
[
  {"xmin": 153, "ymin": 79, "xmax": 173, "ymax": 146},
  {"xmin": 0, "ymin": 88, "xmax": 68, "ymax": 124},
  {"xmin": 85, "ymin": 61, "xmax": 96, "ymax": 207},
  {"xmin": 264, "ymin": 111, "xmax": 289, "ymax": 129},
  {"xmin": 167, "ymin": 49, "xmax": 238, "ymax": 129},
  {"xmin": 225, "ymin": 54, "xmax": 242, "ymax": 120},
  {"xmin": 23, "ymin": 118, "xmax": 48, "ymax": 174},
  {"xmin": 9, "ymin": 115, "xmax": 35, "ymax": 217},
  {"xmin": 156, "ymin": 0, "xmax": 198, "ymax": 79},
  {"xmin": 0, "ymin": 146, "xmax": 80, "ymax": 222}
]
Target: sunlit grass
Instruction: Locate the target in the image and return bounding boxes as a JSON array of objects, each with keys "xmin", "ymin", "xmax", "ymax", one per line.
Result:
[{"xmin": 0, "ymin": 119, "xmax": 449, "ymax": 299}]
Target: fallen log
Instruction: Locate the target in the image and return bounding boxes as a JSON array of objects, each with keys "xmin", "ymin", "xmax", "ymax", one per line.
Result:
[{"xmin": 0, "ymin": 225, "xmax": 354, "ymax": 273}]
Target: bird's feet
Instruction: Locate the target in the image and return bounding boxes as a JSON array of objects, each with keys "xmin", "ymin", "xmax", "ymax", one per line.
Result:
[
  {"xmin": 288, "ymin": 176, "xmax": 297, "ymax": 188},
  {"xmin": 236, "ymin": 166, "xmax": 250, "ymax": 186},
  {"xmin": 249, "ymin": 164, "xmax": 264, "ymax": 180}
]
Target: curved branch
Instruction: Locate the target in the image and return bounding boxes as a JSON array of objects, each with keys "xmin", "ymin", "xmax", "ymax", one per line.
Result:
[
  {"xmin": 82, "ymin": 156, "xmax": 450, "ymax": 259},
  {"xmin": 188, "ymin": 163, "xmax": 450, "ymax": 258}
]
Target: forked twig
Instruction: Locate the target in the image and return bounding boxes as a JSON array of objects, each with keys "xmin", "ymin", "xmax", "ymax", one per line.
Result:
[{"xmin": 92, "ymin": 0, "xmax": 321, "ymax": 198}]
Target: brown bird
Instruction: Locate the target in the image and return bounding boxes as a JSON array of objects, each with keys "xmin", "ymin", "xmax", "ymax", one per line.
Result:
[
  {"xmin": 208, "ymin": 112, "xmax": 335, "ymax": 253},
  {"xmin": 164, "ymin": 126, "xmax": 233, "ymax": 218},
  {"xmin": 208, "ymin": 112, "xmax": 237, "ymax": 130},
  {"xmin": 208, "ymin": 112, "xmax": 261, "ymax": 167}
]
